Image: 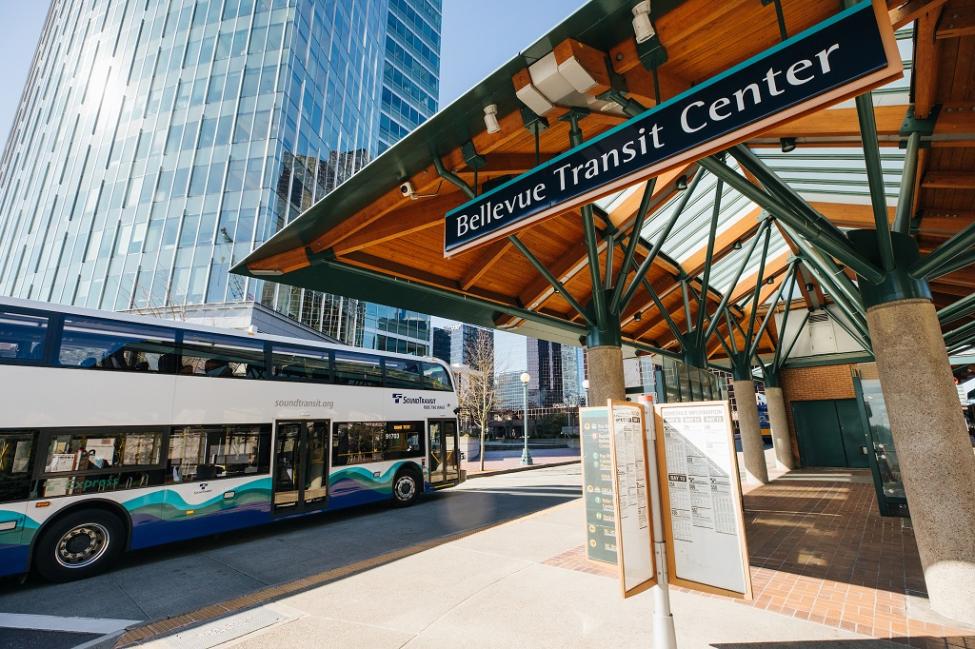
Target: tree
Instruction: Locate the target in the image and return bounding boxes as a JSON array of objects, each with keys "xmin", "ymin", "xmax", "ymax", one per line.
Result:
[{"xmin": 455, "ymin": 329, "xmax": 496, "ymax": 471}]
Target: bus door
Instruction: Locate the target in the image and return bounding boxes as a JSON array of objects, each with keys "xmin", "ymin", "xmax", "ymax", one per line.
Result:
[
  {"xmin": 0, "ymin": 432, "xmax": 33, "ymax": 575},
  {"xmin": 272, "ymin": 420, "xmax": 329, "ymax": 513},
  {"xmin": 427, "ymin": 419, "xmax": 460, "ymax": 487}
]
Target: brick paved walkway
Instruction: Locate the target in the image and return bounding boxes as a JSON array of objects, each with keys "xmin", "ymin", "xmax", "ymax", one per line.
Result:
[{"xmin": 545, "ymin": 469, "xmax": 975, "ymax": 649}]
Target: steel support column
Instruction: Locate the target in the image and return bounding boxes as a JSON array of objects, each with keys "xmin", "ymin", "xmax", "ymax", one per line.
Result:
[
  {"xmin": 938, "ymin": 292, "xmax": 975, "ymax": 325},
  {"xmin": 893, "ymin": 131, "xmax": 921, "ymax": 235},
  {"xmin": 611, "ymin": 179, "xmax": 657, "ymax": 311},
  {"xmin": 708, "ymin": 153, "xmax": 884, "ymax": 284},
  {"xmin": 509, "ymin": 235, "xmax": 595, "ymax": 327},
  {"xmin": 910, "ymin": 220, "xmax": 975, "ymax": 279},
  {"xmin": 854, "ymin": 92, "xmax": 896, "ymax": 271},
  {"xmin": 617, "ymin": 170, "xmax": 706, "ymax": 312},
  {"xmin": 703, "ymin": 219, "xmax": 771, "ymax": 342},
  {"xmin": 748, "ymin": 261, "xmax": 797, "ymax": 358}
]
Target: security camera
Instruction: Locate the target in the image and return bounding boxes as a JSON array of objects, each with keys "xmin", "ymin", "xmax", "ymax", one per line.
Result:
[
  {"xmin": 483, "ymin": 104, "xmax": 500, "ymax": 134},
  {"xmin": 400, "ymin": 181, "xmax": 416, "ymax": 199},
  {"xmin": 632, "ymin": 1, "xmax": 655, "ymax": 44}
]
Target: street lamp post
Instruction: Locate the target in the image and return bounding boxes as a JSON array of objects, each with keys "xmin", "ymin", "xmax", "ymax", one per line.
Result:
[{"xmin": 520, "ymin": 372, "xmax": 533, "ymax": 465}]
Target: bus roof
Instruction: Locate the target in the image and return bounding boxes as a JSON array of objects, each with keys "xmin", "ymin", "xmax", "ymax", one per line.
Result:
[{"xmin": 0, "ymin": 296, "xmax": 449, "ymax": 368}]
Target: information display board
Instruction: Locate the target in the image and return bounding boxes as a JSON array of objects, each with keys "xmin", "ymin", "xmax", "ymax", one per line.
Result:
[
  {"xmin": 654, "ymin": 401, "xmax": 752, "ymax": 598},
  {"xmin": 579, "ymin": 406, "xmax": 616, "ymax": 564},
  {"xmin": 608, "ymin": 401, "xmax": 656, "ymax": 598}
]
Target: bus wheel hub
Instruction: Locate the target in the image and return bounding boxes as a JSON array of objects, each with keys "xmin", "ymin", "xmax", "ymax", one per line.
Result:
[{"xmin": 56, "ymin": 523, "xmax": 110, "ymax": 567}]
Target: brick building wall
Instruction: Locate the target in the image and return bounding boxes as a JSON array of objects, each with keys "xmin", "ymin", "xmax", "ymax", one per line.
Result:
[{"xmin": 780, "ymin": 363, "xmax": 858, "ymax": 462}]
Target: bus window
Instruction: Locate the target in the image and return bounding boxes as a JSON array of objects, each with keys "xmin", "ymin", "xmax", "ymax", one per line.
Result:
[
  {"xmin": 332, "ymin": 422, "xmax": 385, "ymax": 466},
  {"xmin": 270, "ymin": 345, "xmax": 331, "ymax": 383},
  {"xmin": 59, "ymin": 317, "xmax": 178, "ymax": 372},
  {"xmin": 422, "ymin": 362, "xmax": 453, "ymax": 391},
  {"xmin": 384, "ymin": 358, "xmax": 425, "ymax": 389},
  {"xmin": 0, "ymin": 432, "xmax": 34, "ymax": 503},
  {"xmin": 332, "ymin": 421, "xmax": 424, "ymax": 466},
  {"xmin": 333, "ymin": 351, "xmax": 383, "ymax": 386},
  {"xmin": 166, "ymin": 424, "xmax": 271, "ymax": 482},
  {"xmin": 181, "ymin": 333, "xmax": 266, "ymax": 379},
  {"xmin": 38, "ymin": 429, "xmax": 164, "ymax": 497},
  {"xmin": 0, "ymin": 309, "xmax": 48, "ymax": 363},
  {"xmin": 383, "ymin": 422, "xmax": 424, "ymax": 460}
]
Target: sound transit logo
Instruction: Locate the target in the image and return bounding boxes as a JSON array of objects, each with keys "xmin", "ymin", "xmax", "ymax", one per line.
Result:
[{"xmin": 392, "ymin": 393, "xmax": 436, "ymax": 405}]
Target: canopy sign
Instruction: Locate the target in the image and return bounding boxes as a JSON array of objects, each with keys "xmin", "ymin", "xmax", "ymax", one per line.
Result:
[{"xmin": 443, "ymin": 0, "xmax": 900, "ymax": 256}]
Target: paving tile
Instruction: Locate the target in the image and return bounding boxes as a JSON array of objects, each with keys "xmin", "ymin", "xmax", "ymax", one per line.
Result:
[{"xmin": 543, "ymin": 468, "xmax": 975, "ymax": 649}]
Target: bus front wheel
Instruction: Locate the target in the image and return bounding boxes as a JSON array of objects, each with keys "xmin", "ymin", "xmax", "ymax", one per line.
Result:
[
  {"xmin": 34, "ymin": 509, "xmax": 125, "ymax": 582},
  {"xmin": 391, "ymin": 467, "xmax": 421, "ymax": 507}
]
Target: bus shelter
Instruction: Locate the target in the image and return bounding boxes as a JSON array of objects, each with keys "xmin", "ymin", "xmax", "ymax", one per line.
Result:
[{"xmin": 234, "ymin": 0, "xmax": 975, "ymax": 625}]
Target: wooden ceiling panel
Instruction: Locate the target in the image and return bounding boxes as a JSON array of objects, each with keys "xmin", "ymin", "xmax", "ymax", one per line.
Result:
[{"xmin": 241, "ymin": 0, "xmax": 975, "ymax": 359}]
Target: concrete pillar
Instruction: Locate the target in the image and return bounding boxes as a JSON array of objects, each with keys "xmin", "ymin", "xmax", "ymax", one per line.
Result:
[
  {"xmin": 866, "ymin": 298, "xmax": 975, "ymax": 624},
  {"xmin": 732, "ymin": 379, "xmax": 770, "ymax": 484},
  {"xmin": 765, "ymin": 386, "xmax": 796, "ymax": 470},
  {"xmin": 587, "ymin": 345, "xmax": 626, "ymax": 406}
]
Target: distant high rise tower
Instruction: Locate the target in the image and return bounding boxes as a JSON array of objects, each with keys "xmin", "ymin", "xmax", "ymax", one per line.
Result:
[
  {"xmin": 434, "ymin": 322, "xmax": 494, "ymax": 370},
  {"xmin": 432, "ymin": 326, "xmax": 451, "ymax": 364},
  {"xmin": 0, "ymin": 0, "xmax": 441, "ymax": 353},
  {"xmin": 527, "ymin": 339, "xmax": 564, "ymax": 407}
]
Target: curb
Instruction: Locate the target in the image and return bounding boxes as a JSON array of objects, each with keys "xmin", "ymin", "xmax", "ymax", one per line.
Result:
[{"xmin": 465, "ymin": 458, "xmax": 580, "ymax": 479}]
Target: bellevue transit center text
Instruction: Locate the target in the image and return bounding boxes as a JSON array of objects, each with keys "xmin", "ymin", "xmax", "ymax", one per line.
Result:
[{"xmin": 443, "ymin": 1, "xmax": 891, "ymax": 256}]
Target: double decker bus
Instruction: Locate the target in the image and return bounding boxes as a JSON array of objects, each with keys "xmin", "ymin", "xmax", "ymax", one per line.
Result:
[{"xmin": 0, "ymin": 297, "xmax": 461, "ymax": 581}]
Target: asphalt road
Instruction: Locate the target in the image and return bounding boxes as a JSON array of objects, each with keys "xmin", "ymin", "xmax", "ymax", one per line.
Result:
[{"xmin": 0, "ymin": 465, "xmax": 581, "ymax": 649}]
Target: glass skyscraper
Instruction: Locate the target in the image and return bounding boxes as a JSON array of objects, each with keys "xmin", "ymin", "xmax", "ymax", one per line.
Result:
[{"xmin": 0, "ymin": 0, "xmax": 440, "ymax": 353}]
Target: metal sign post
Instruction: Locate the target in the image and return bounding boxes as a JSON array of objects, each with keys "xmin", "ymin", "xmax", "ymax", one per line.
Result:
[{"xmin": 642, "ymin": 400, "xmax": 678, "ymax": 649}]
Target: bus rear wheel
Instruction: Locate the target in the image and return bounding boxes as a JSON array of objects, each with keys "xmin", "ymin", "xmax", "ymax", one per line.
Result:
[
  {"xmin": 34, "ymin": 509, "xmax": 125, "ymax": 582},
  {"xmin": 391, "ymin": 467, "xmax": 421, "ymax": 507}
]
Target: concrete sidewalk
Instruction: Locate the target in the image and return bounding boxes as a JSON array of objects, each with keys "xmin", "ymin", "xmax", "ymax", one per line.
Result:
[
  {"xmin": 464, "ymin": 446, "xmax": 580, "ymax": 476},
  {"xmin": 135, "ymin": 466, "xmax": 891, "ymax": 649}
]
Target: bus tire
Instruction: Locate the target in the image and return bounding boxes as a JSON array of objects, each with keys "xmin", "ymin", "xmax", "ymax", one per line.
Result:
[
  {"xmin": 391, "ymin": 466, "xmax": 421, "ymax": 507},
  {"xmin": 34, "ymin": 509, "xmax": 126, "ymax": 582}
]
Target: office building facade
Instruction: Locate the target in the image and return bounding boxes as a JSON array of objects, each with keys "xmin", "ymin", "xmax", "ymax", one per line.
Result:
[
  {"xmin": 432, "ymin": 326, "xmax": 451, "ymax": 364},
  {"xmin": 449, "ymin": 323, "xmax": 493, "ymax": 367},
  {"xmin": 527, "ymin": 339, "xmax": 564, "ymax": 407},
  {"xmin": 0, "ymin": 0, "xmax": 440, "ymax": 352}
]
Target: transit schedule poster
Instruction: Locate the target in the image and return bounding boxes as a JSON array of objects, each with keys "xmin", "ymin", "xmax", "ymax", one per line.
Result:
[
  {"xmin": 655, "ymin": 401, "xmax": 751, "ymax": 598},
  {"xmin": 608, "ymin": 401, "xmax": 656, "ymax": 597},
  {"xmin": 580, "ymin": 406, "xmax": 616, "ymax": 564}
]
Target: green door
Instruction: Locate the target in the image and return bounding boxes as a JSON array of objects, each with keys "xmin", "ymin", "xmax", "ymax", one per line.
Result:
[
  {"xmin": 835, "ymin": 399, "xmax": 870, "ymax": 469},
  {"xmin": 793, "ymin": 399, "xmax": 870, "ymax": 468},
  {"xmin": 793, "ymin": 400, "xmax": 847, "ymax": 467}
]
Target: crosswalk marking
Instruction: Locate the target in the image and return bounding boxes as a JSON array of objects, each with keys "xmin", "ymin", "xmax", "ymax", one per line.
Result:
[{"xmin": 0, "ymin": 612, "xmax": 139, "ymax": 634}]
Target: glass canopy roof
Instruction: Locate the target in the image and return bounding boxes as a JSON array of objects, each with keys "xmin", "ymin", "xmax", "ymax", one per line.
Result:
[{"xmin": 595, "ymin": 27, "xmax": 917, "ymax": 312}]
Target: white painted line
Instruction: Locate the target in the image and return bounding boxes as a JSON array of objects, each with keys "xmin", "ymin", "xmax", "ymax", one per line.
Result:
[
  {"xmin": 70, "ymin": 629, "xmax": 127, "ymax": 649},
  {"xmin": 0, "ymin": 612, "xmax": 139, "ymax": 634}
]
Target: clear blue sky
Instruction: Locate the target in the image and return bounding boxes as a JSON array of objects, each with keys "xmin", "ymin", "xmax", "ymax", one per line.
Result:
[
  {"xmin": 0, "ymin": 1, "xmax": 47, "ymax": 152},
  {"xmin": 0, "ymin": 0, "xmax": 582, "ymax": 368}
]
